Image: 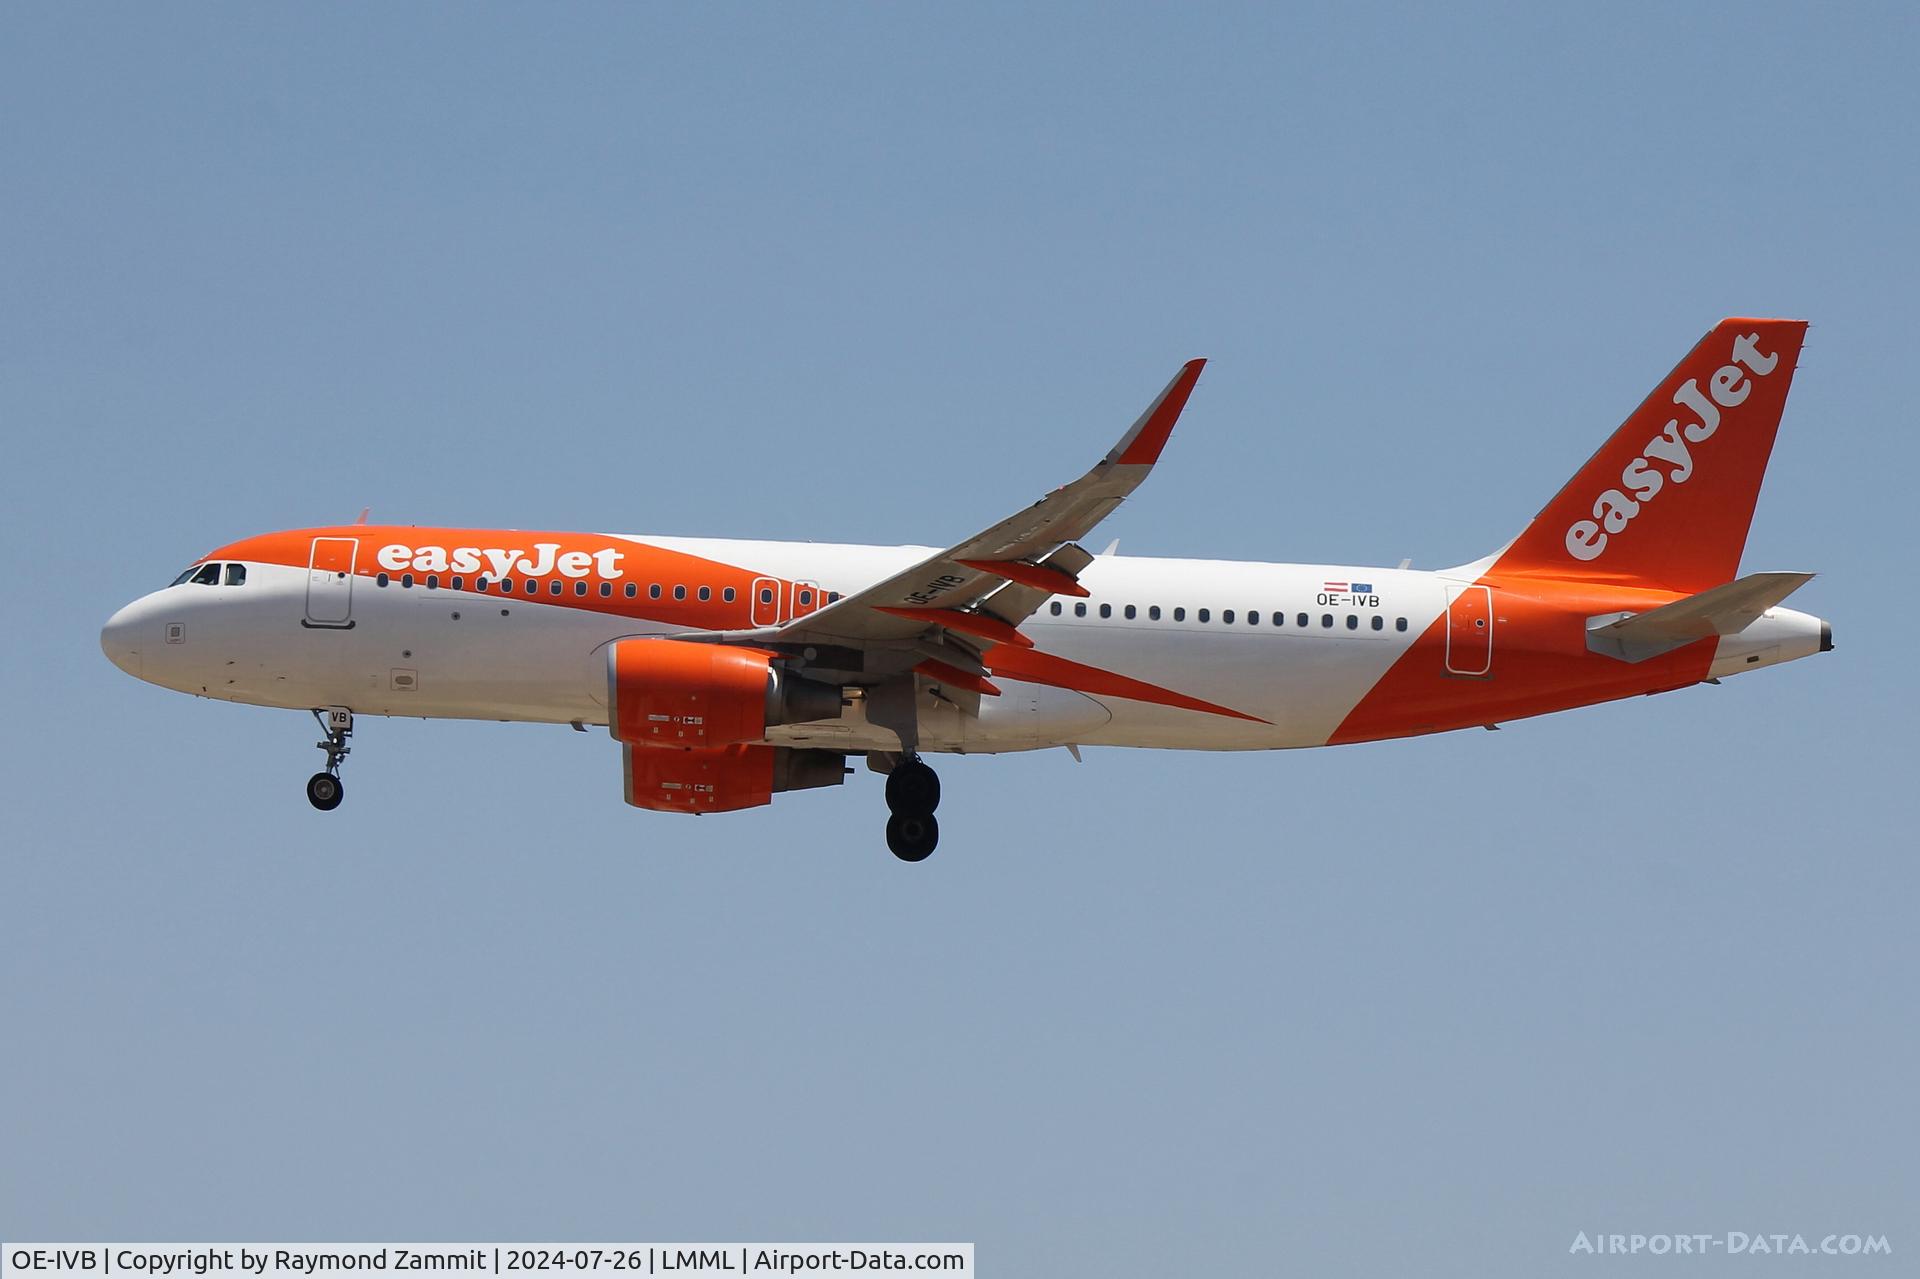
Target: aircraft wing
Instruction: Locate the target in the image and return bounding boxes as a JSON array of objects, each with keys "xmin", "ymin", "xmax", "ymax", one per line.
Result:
[{"xmin": 773, "ymin": 358, "xmax": 1206, "ymax": 660}]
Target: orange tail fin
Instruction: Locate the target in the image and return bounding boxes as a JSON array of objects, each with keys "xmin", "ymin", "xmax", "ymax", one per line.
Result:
[{"xmin": 1490, "ymin": 318, "xmax": 1807, "ymax": 593}]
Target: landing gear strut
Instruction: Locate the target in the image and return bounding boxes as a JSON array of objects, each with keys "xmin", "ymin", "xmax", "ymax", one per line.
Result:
[
  {"xmin": 884, "ymin": 756, "xmax": 940, "ymax": 861},
  {"xmin": 307, "ymin": 706, "xmax": 352, "ymax": 812}
]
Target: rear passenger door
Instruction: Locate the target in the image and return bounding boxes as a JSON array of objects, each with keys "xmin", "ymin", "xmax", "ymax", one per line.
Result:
[{"xmin": 1444, "ymin": 583, "xmax": 1491, "ymax": 676}]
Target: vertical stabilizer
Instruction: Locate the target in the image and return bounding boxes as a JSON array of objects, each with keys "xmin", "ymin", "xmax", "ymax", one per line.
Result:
[{"xmin": 1490, "ymin": 318, "xmax": 1807, "ymax": 592}]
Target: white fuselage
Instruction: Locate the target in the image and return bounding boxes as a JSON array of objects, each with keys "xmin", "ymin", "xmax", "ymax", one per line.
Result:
[{"xmin": 101, "ymin": 534, "xmax": 1824, "ymax": 756}]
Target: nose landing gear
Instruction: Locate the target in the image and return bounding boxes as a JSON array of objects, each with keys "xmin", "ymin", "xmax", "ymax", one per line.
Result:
[
  {"xmin": 307, "ymin": 707, "xmax": 352, "ymax": 812},
  {"xmin": 884, "ymin": 756, "xmax": 940, "ymax": 862}
]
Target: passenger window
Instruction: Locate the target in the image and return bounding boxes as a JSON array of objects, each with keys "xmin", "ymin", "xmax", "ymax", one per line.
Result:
[
  {"xmin": 1124, "ymin": 604, "xmax": 1137, "ymax": 620},
  {"xmin": 625, "ymin": 583, "xmax": 637, "ymax": 598},
  {"xmin": 1050, "ymin": 601, "xmax": 1062, "ymax": 616},
  {"xmin": 475, "ymin": 577, "xmax": 490, "ymax": 592},
  {"xmin": 1099, "ymin": 603, "xmax": 1112, "ymax": 619},
  {"xmin": 1222, "ymin": 609, "xmax": 1234, "ymax": 624},
  {"xmin": 1174, "ymin": 607, "xmax": 1186, "ymax": 621},
  {"xmin": 759, "ymin": 587, "xmax": 774, "ymax": 604},
  {"xmin": 1198, "ymin": 608, "xmax": 1211, "ymax": 623},
  {"xmin": 548, "ymin": 580, "xmax": 561, "ymax": 596},
  {"xmin": 223, "ymin": 563, "xmax": 247, "ymax": 586},
  {"xmin": 1247, "ymin": 610, "xmax": 1258, "ymax": 625},
  {"xmin": 1371, "ymin": 615, "xmax": 1383, "ymax": 630},
  {"xmin": 1297, "ymin": 612, "xmax": 1309, "ymax": 627},
  {"xmin": 1346, "ymin": 614, "xmax": 1358, "ymax": 629},
  {"xmin": 427, "ymin": 574, "xmax": 440, "ymax": 590},
  {"xmin": 376, "ymin": 573, "xmax": 390, "ymax": 588},
  {"xmin": 451, "ymin": 575, "xmax": 464, "ymax": 591},
  {"xmin": 651, "ymin": 584, "xmax": 663, "ymax": 600},
  {"xmin": 574, "ymin": 581, "xmax": 587, "ymax": 596},
  {"xmin": 1149, "ymin": 605, "xmax": 1161, "ymax": 621},
  {"xmin": 1321, "ymin": 613, "xmax": 1333, "ymax": 627},
  {"xmin": 673, "ymin": 585, "xmax": 687, "ymax": 600},
  {"xmin": 501, "ymin": 579, "xmax": 514, "ymax": 594},
  {"xmin": 402, "ymin": 573, "xmax": 415, "ymax": 589},
  {"xmin": 1396, "ymin": 617, "xmax": 1408, "ymax": 632},
  {"xmin": 723, "ymin": 587, "xmax": 736, "ymax": 603},
  {"xmin": 190, "ymin": 563, "xmax": 222, "ymax": 586},
  {"xmin": 1074, "ymin": 602, "xmax": 1087, "ymax": 617},
  {"xmin": 599, "ymin": 581, "xmax": 610, "ymax": 597},
  {"xmin": 798, "ymin": 589, "xmax": 811, "ymax": 606},
  {"xmin": 699, "ymin": 586, "xmax": 713, "ymax": 602}
]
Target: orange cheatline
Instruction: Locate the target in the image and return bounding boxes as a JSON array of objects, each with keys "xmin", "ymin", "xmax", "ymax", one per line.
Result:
[{"xmin": 986, "ymin": 646, "xmax": 1268, "ymax": 723}]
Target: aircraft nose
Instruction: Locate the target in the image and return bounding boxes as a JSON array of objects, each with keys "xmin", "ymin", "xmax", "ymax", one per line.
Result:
[{"xmin": 101, "ymin": 602, "xmax": 144, "ymax": 678}]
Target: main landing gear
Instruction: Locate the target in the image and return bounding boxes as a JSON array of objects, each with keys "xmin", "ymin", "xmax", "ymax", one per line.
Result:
[
  {"xmin": 307, "ymin": 707, "xmax": 352, "ymax": 812},
  {"xmin": 884, "ymin": 756, "xmax": 941, "ymax": 862}
]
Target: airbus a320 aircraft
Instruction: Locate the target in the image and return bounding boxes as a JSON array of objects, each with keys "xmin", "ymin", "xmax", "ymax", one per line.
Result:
[{"xmin": 102, "ymin": 318, "xmax": 1829, "ymax": 860}]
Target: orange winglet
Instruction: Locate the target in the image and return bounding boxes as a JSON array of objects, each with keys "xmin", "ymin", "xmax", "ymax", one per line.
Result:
[
  {"xmin": 1113, "ymin": 357, "xmax": 1206, "ymax": 466},
  {"xmin": 876, "ymin": 606, "xmax": 1035, "ymax": 648},
  {"xmin": 913, "ymin": 658, "xmax": 1002, "ymax": 697},
  {"xmin": 958, "ymin": 558, "xmax": 1089, "ymax": 598}
]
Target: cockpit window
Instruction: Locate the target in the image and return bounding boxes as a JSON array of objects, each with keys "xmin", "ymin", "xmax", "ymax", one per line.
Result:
[
  {"xmin": 170, "ymin": 565, "xmax": 203, "ymax": 586},
  {"xmin": 189, "ymin": 563, "xmax": 222, "ymax": 586},
  {"xmin": 223, "ymin": 563, "xmax": 247, "ymax": 586}
]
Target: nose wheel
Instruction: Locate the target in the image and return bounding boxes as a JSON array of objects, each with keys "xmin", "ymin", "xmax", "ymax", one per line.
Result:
[
  {"xmin": 308, "ymin": 707, "xmax": 352, "ymax": 811},
  {"xmin": 884, "ymin": 757, "xmax": 940, "ymax": 861},
  {"xmin": 306, "ymin": 771, "xmax": 344, "ymax": 811}
]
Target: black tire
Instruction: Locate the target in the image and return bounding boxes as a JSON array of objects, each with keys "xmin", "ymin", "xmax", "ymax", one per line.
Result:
[
  {"xmin": 306, "ymin": 772, "xmax": 344, "ymax": 812},
  {"xmin": 886, "ymin": 812, "xmax": 939, "ymax": 862},
  {"xmin": 885, "ymin": 759, "xmax": 941, "ymax": 815}
]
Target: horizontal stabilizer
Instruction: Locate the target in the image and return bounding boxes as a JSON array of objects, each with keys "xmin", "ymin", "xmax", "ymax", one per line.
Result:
[{"xmin": 1587, "ymin": 571, "xmax": 1814, "ymax": 663}]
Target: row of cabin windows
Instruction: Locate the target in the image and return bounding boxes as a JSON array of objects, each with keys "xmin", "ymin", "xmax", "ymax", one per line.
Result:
[
  {"xmin": 1048, "ymin": 599, "xmax": 1409, "ymax": 633},
  {"xmin": 375, "ymin": 573, "xmax": 737, "ymax": 600},
  {"xmin": 370, "ymin": 574, "xmax": 838, "ymax": 609}
]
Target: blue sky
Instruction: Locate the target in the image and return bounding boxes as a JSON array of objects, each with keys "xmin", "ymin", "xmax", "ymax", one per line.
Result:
[{"xmin": 3, "ymin": 4, "xmax": 1915, "ymax": 1274}]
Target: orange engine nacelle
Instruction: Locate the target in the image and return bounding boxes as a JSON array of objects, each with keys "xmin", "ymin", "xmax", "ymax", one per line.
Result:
[
  {"xmin": 607, "ymin": 638, "xmax": 844, "ymax": 749},
  {"xmin": 623, "ymin": 743, "xmax": 850, "ymax": 813}
]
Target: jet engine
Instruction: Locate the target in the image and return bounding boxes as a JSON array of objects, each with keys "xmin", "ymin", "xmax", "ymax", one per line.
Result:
[
  {"xmin": 607, "ymin": 638, "xmax": 844, "ymax": 749},
  {"xmin": 622, "ymin": 742, "xmax": 849, "ymax": 813}
]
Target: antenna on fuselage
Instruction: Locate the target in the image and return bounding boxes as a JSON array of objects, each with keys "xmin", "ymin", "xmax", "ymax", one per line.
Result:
[{"xmin": 354, "ymin": 507, "xmax": 371, "ymax": 525}]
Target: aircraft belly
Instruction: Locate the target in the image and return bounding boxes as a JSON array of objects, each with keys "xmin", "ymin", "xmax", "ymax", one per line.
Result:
[
  {"xmin": 938, "ymin": 681, "xmax": 1111, "ymax": 752},
  {"xmin": 228, "ymin": 586, "xmax": 626, "ymax": 724}
]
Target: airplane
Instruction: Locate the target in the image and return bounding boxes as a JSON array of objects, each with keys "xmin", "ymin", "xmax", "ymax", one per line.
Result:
[{"xmin": 101, "ymin": 317, "xmax": 1830, "ymax": 861}]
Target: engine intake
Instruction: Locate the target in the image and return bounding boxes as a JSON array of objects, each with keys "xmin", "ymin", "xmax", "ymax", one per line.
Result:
[{"xmin": 607, "ymin": 639, "xmax": 843, "ymax": 749}]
